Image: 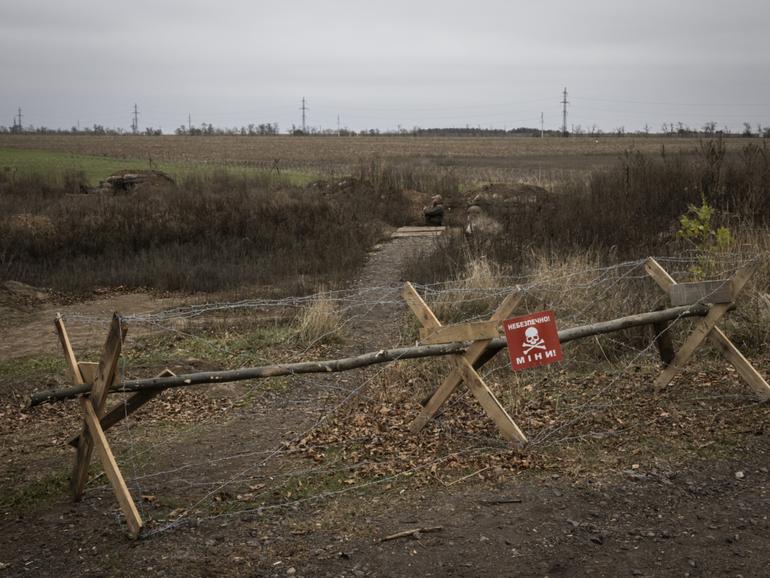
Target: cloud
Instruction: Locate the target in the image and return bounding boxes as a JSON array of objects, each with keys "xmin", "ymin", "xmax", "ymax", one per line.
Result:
[{"xmin": 1, "ymin": 0, "xmax": 768, "ymax": 131}]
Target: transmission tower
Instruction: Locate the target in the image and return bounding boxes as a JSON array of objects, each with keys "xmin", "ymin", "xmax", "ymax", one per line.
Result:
[
  {"xmin": 16, "ymin": 106, "xmax": 23, "ymax": 131},
  {"xmin": 561, "ymin": 87, "xmax": 569, "ymax": 137},
  {"xmin": 300, "ymin": 97, "xmax": 308, "ymax": 133},
  {"xmin": 131, "ymin": 103, "xmax": 139, "ymax": 134}
]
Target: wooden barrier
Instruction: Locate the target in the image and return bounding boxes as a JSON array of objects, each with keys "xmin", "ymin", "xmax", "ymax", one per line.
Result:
[
  {"xmin": 645, "ymin": 258, "xmax": 770, "ymax": 399},
  {"xmin": 39, "ymin": 263, "xmax": 769, "ymax": 536},
  {"xmin": 403, "ymin": 282, "xmax": 528, "ymax": 445},
  {"xmin": 54, "ymin": 314, "xmax": 175, "ymax": 538}
]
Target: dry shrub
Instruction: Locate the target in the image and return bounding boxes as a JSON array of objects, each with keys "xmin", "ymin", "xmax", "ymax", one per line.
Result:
[
  {"xmin": 293, "ymin": 291, "xmax": 344, "ymax": 345},
  {"xmin": 6, "ymin": 214, "xmax": 56, "ymax": 238},
  {"xmin": 713, "ymin": 226, "xmax": 770, "ymax": 355},
  {"xmin": 0, "ymin": 168, "xmax": 412, "ymax": 293},
  {"xmin": 430, "ymin": 254, "xmax": 509, "ymax": 323},
  {"xmin": 520, "ymin": 249, "xmax": 657, "ymax": 363}
]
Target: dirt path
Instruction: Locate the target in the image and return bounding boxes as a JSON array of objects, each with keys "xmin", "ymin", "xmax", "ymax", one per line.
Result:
[
  {"xmin": 343, "ymin": 234, "xmax": 438, "ymax": 352},
  {"xmin": 0, "ymin": 292, "xmax": 181, "ymax": 361}
]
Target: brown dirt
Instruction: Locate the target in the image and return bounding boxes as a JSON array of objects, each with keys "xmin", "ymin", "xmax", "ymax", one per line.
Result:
[
  {"xmin": 0, "ymin": 290, "xmax": 180, "ymax": 360},
  {"xmin": 1, "ymin": 235, "xmax": 770, "ymax": 577}
]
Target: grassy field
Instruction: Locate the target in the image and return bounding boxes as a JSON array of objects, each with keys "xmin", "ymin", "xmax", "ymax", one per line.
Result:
[
  {"xmin": 2, "ymin": 134, "xmax": 757, "ymax": 185},
  {"xmin": 0, "ymin": 146, "xmax": 313, "ymax": 185},
  {"xmin": 2, "ymin": 134, "xmax": 768, "ymax": 295},
  {"xmin": 2, "ymin": 134, "xmax": 770, "ymax": 576}
]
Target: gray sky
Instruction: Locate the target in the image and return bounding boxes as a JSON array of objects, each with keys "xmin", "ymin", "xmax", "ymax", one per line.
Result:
[{"xmin": 2, "ymin": 0, "xmax": 769, "ymax": 133}]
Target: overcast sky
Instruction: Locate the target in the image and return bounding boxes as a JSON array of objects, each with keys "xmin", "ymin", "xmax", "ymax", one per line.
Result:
[{"xmin": 2, "ymin": 0, "xmax": 769, "ymax": 133}]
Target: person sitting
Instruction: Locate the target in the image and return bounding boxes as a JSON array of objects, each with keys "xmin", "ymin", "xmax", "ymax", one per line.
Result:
[{"xmin": 423, "ymin": 195, "xmax": 444, "ymax": 226}]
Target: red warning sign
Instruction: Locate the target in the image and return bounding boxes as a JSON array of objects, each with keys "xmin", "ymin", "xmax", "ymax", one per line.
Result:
[{"xmin": 503, "ymin": 310, "xmax": 563, "ymax": 371}]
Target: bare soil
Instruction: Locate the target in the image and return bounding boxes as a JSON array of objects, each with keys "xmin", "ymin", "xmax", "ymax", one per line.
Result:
[{"xmin": 1, "ymin": 234, "xmax": 769, "ymax": 577}]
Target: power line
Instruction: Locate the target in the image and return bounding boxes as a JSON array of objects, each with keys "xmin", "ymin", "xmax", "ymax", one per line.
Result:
[
  {"xmin": 572, "ymin": 95, "xmax": 770, "ymax": 108},
  {"xmin": 561, "ymin": 87, "xmax": 569, "ymax": 137},
  {"xmin": 131, "ymin": 103, "xmax": 139, "ymax": 134},
  {"xmin": 300, "ymin": 97, "xmax": 308, "ymax": 132}
]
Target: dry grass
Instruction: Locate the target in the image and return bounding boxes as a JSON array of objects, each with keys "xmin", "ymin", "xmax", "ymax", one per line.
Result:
[
  {"xmin": 293, "ymin": 291, "xmax": 344, "ymax": 345},
  {"xmin": 0, "ymin": 134, "xmax": 748, "ymax": 180},
  {"xmin": 428, "ymin": 254, "xmax": 508, "ymax": 323},
  {"xmin": 0, "ymin": 168, "xmax": 412, "ymax": 294}
]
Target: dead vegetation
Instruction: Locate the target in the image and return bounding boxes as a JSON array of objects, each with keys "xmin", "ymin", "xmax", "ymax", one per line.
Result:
[{"xmin": 1, "ymin": 137, "xmax": 769, "ymax": 576}]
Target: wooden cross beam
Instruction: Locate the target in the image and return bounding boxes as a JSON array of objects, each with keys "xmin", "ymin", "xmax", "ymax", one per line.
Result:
[
  {"xmin": 67, "ymin": 368, "xmax": 176, "ymax": 448},
  {"xmin": 402, "ymin": 283, "xmax": 528, "ymax": 445},
  {"xmin": 645, "ymin": 258, "xmax": 770, "ymax": 399},
  {"xmin": 55, "ymin": 314, "xmax": 144, "ymax": 538}
]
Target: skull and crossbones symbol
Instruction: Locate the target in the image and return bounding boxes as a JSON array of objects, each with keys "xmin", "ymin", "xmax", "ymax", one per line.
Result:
[{"xmin": 522, "ymin": 327, "xmax": 546, "ymax": 354}]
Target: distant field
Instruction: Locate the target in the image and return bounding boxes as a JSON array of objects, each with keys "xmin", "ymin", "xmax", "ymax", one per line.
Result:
[
  {"xmin": 0, "ymin": 134, "xmax": 750, "ymax": 184},
  {"xmin": 0, "ymin": 147, "xmax": 311, "ymax": 185}
]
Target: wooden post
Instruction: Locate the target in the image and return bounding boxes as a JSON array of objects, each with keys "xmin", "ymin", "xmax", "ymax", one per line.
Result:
[
  {"xmin": 453, "ymin": 357, "xmax": 528, "ymax": 445},
  {"xmin": 55, "ymin": 314, "xmax": 85, "ymax": 386},
  {"xmin": 56, "ymin": 313, "xmax": 147, "ymax": 537},
  {"xmin": 70, "ymin": 313, "xmax": 125, "ymax": 500},
  {"xmin": 67, "ymin": 369, "xmax": 175, "ymax": 447},
  {"xmin": 645, "ymin": 258, "xmax": 770, "ymax": 399},
  {"xmin": 81, "ymin": 397, "xmax": 143, "ymax": 538},
  {"xmin": 403, "ymin": 283, "xmax": 527, "ymax": 445},
  {"xmin": 651, "ymin": 306, "xmax": 676, "ymax": 366}
]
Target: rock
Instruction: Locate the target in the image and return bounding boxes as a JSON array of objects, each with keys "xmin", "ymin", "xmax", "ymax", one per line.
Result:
[{"xmin": 735, "ymin": 471, "xmax": 745, "ymax": 480}]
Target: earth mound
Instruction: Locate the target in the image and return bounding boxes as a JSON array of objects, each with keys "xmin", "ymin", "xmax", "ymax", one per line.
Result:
[{"xmin": 82, "ymin": 170, "xmax": 176, "ymax": 194}]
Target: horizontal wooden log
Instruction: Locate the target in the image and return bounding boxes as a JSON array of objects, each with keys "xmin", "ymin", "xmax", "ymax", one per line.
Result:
[{"xmin": 30, "ymin": 304, "xmax": 716, "ymax": 406}]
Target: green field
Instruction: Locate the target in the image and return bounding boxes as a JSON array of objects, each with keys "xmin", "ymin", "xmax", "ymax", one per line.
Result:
[{"xmin": 0, "ymin": 147, "xmax": 313, "ymax": 185}]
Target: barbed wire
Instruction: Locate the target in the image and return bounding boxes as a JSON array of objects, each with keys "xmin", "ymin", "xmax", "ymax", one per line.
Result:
[
  {"xmin": 41, "ymin": 252, "xmax": 765, "ymax": 538},
  {"xmin": 56, "ymin": 254, "xmax": 759, "ymax": 328}
]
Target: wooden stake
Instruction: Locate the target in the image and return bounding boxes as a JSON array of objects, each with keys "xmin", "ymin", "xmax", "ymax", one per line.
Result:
[
  {"xmin": 71, "ymin": 314, "xmax": 125, "ymax": 500},
  {"xmin": 67, "ymin": 369, "xmax": 176, "ymax": 447},
  {"xmin": 453, "ymin": 357, "xmax": 528, "ymax": 445},
  {"xmin": 651, "ymin": 306, "xmax": 676, "ymax": 366},
  {"xmin": 653, "ymin": 303, "xmax": 731, "ymax": 389},
  {"xmin": 419, "ymin": 320, "xmax": 500, "ymax": 344},
  {"xmin": 55, "ymin": 314, "xmax": 84, "ymax": 386},
  {"xmin": 645, "ymin": 258, "xmax": 770, "ymax": 397},
  {"xmin": 405, "ymin": 283, "xmax": 523, "ymax": 438},
  {"xmin": 81, "ymin": 398, "xmax": 142, "ymax": 538},
  {"xmin": 402, "ymin": 282, "xmax": 442, "ymax": 331},
  {"xmin": 708, "ymin": 327, "xmax": 770, "ymax": 400}
]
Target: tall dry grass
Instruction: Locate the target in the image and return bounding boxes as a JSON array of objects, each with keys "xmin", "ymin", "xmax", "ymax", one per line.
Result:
[
  {"xmin": 0, "ymin": 167, "xmax": 415, "ymax": 294},
  {"xmin": 293, "ymin": 291, "xmax": 344, "ymax": 345},
  {"xmin": 401, "ymin": 140, "xmax": 770, "ymax": 354},
  {"xmin": 427, "ymin": 254, "xmax": 509, "ymax": 323}
]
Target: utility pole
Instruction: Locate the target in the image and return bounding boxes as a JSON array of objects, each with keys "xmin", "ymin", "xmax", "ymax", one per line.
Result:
[
  {"xmin": 540, "ymin": 112, "xmax": 544, "ymax": 138},
  {"xmin": 188, "ymin": 113, "xmax": 192, "ymax": 133},
  {"xmin": 299, "ymin": 97, "xmax": 308, "ymax": 133},
  {"xmin": 561, "ymin": 87, "xmax": 569, "ymax": 137},
  {"xmin": 337, "ymin": 114, "xmax": 340, "ymax": 136},
  {"xmin": 131, "ymin": 103, "xmax": 139, "ymax": 134}
]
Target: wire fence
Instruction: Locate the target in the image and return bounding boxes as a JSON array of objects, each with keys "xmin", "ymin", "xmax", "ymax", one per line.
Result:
[{"xmin": 51, "ymin": 253, "xmax": 768, "ymax": 537}]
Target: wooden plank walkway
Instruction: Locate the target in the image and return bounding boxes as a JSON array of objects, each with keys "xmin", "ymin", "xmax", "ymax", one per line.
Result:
[{"xmin": 391, "ymin": 226, "xmax": 446, "ymax": 238}]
